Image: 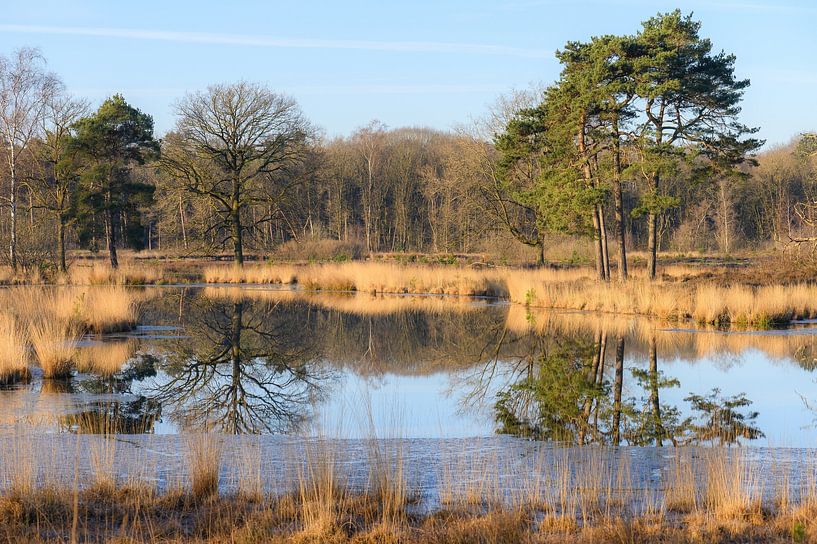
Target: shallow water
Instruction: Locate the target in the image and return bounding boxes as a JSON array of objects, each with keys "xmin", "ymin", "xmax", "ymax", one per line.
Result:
[{"xmin": 2, "ymin": 285, "xmax": 817, "ymax": 448}]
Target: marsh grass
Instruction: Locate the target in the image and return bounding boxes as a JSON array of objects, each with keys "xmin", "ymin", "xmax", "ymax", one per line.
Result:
[
  {"xmin": 0, "ymin": 436, "xmax": 816, "ymax": 543},
  {"xmin": 203, "ymin": 262, "xmax": 817, "ymax": 328},
  {"xmin": 87, "ymin": 418, "xmax": 118, "ymax": 492},
  {"xmin": 702, "ymin": 448, "xmax": 765, "ymax": 523},
  {"xmin": 665, "ymin": 449, "xmax": 699, "ymax": 513},
  {"xmin": 185, "ymin": 434, "xmax": 224, "ymax": 499},
  {"xmin": 297, "ymin": 438, "xmax": 347, "ymax": 536},
  {"xmin": 0, "ymin": 286, "xmax": 140, "ymax": 382},
  {"xmin": 203, "ymin": 261, "xmax": 508, "ymax": 297},
  {"xmin": 0, "ymin": 315, "xmax": 29, "ymax": 385},
  {"xmin": 28, "ymin": 319, "xmax": 79, "ymax": 379},
  {"xmin": 69, "ymin": 262, "xmax": 165, "ymax": 285},
  {"xmin": 75, "ymin": 340, "xmax": 136, "ymax": 376}
]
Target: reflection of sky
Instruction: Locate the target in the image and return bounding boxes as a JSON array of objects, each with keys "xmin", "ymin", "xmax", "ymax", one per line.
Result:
[
  {"xmin": 630, "ymin": 348, "xmax": 817, "ymax": 448},
  {"xmin": 5, "ymin": 286, "xmax": 817, "ymax": 447},
  {"xmin": 313, "ymin": 371, "xmax": 498, "ymax": 439}
]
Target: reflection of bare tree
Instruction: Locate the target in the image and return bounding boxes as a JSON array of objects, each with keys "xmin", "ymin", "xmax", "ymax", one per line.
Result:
[{"xmin": 149, "ymin": 297, "xmax": 331, "ymax": 434}]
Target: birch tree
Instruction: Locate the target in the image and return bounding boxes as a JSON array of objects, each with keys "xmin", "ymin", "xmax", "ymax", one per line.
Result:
[{"xmin": 0, "ymin": 48, "xmax": 60, "ymax": 270}]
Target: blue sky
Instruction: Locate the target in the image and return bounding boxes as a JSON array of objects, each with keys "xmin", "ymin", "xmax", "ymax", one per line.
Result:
[{"xmin": 0, "ymin": 0, "xmax": 814, "ymax": 146}]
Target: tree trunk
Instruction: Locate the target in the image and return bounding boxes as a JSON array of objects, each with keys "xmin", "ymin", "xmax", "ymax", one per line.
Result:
[
  {"xmin": 107, "ymin": 207, "xmax": 119, "ymax": 269},
  {"xmin": 578, "ymin": 113, "xmax": 605, "ymax": 280},
  {"xmin": 179, "ymin": 196, "xmax": 188, "ymax": 250},
  {"xmin": 647, "ymin": 209, "xmax": 658, "ymax": 280},
  {"xmin": 231, "ymin": 204, "xmax": 244, "ymax": 266},
  {"xmin": 9, "ymin": 160, "xmax": 17, "ymax": 271},
  {"xmin": 592, "ymin": 205, "xmax": 606, "ymax": 280},
  {"xmin": 598, "ymin": 203, "xmax": 610, "ymax": 280},
  {"xmin": 612, "ymin": 117, "xmax": 628, "ymax": 281},
  {"xmin": 612, "ymin": 337, "xmax": 625, "ymax": 446},
  {"xmin": 57, "ymin": 217, "xmax": 67, "ymax": 274},
  {"xmin": 646, "ymin": 103, "xmax": 665, "ymax": 281}
]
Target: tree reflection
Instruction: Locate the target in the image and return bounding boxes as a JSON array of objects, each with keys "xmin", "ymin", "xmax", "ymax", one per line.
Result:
[
  {"xmin": 57, "ymin": 354, "xmax": 162, "ymax": 434},
  {"xmin": 147, "ymin": 297, "xmax": 332, "ymax": 434},
  {"xmin": 494, "ymin": 335, "xmax": 605, "ymax": 442},
  {"xmin": 492, "ymin": 327, "xmax": 765, "ymax": 447}
]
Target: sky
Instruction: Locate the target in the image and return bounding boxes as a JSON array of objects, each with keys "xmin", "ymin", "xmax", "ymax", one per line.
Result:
[{"xmin": 0, "ymin": 0, "xmax": 814, "ymax": 146}]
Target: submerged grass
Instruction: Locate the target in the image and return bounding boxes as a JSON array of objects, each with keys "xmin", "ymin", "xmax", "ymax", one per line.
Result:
[{"xmin": 0, "ymin": 436, "xmax": 815, "ymax": 543}]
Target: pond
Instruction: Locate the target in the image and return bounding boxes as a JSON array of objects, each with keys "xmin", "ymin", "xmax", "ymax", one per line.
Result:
[
  {"xmin": 1, "ymin": 285, "xmax": 816, "ymax": 446},
  {"xmin": 2, "ymin": 285, "xmax": 817, "ymax": 506}
]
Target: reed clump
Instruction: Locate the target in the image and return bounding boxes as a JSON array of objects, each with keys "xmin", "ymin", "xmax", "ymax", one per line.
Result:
[
  {"xmin": 0, "ymin": 315, "xmax": 30, "ymax": 385},
  {"xmin": 69, "ymin": 262, "xmax": 165, "ymax": 285},
  {"xmin": 203, "ymin": 262, "xmax": 508, "ymax": 297},
  {"xmin": 28, "ymin": 320, "xmax": 79, "ymax": 379},
  {"xmin": 81, "ymin": 286, "xmax": 139, "ymax": 333},
  {"xmin": 75, "ymin": 340, "xmax": 136, "ymax": 376},
  {"xmin": 185, "ymin": 434, "xmax": 224, "ymax": 499}
]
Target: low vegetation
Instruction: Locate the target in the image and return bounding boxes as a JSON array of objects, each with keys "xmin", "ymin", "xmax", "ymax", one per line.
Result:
[
  {"xmin": 68, "ymin": 262, "xmax": 166, "ymax": 286},
  {"xmin": 74, "ymin": 340, "xmax": 136, "ymax": 377},
  {"xmin": 0, "ymin": 286, "xmax": 141, "ymax": 382},
  {"xmin": 0, "ymin": 315, "xmax": 29, "ymax": 384},
  {"xmin": 202, "ymin": 261, "xmax": 817, "ymax": 327},
  {"xmin": 27, "ymin": 320, "xmax": 79, "ymax": 379},
  {"xmin": 0, "ymin": 431, "xmax": 815, "ymax": 543}
]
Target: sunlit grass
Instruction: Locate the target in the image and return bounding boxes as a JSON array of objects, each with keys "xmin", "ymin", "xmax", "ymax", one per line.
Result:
[
  {"xmin": 28, "ymin": 320, "xmax": 79, "ymax": 379},
  {"xmin": 0, "ymin": 428, "xmax": 815, "ymax": 543},
  {"xmin": 75, "ymin": 340, "xmax": 136, "ymax": 376},
  {"xmin": 202, "ymin": 262, "xmax": 817, "ymax": 328},
  {"xmin": 69, "ymin": 262, "xmax": 165, "ymax": 285},
  {"xmin": 81, "ymin": 286, "xmax": 139, "ymax": 333},
  {"xmin": 0, "ymin": 315, "xmax": 30, "ymax": 384}
]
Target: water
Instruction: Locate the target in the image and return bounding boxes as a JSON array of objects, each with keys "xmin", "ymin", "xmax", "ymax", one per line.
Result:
[{"xmin": 2, "ymin": 285, "xmax": 817, "ymax": 447}]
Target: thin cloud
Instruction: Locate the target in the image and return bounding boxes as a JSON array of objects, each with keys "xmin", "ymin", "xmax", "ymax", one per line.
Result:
[
  {"xmin": 0, "ymin": 24, "xmax": 551, "ymax": 58},
  {"xmin": 290, "ymin": 83, "xmax": 509, "ymax": 95},
  {"xmin": 69, "ymin": 83, "xmax": 509, "ymax": 99}
]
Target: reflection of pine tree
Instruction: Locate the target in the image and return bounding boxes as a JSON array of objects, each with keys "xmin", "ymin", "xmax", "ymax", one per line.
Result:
[
  {"xmin": 494, "ymin": 338, "xmax": 607, "ymax": 442},
  {"xmin": 685, "ymin": 388, "xmax": 763, "ymax": 446},
  {"xmin": 63, "ymin": 354, "xmax": 161, "ymax": 434},
  {"xmin": 621, "ymin": 367, "xmax": 688, "ymax": 446}
]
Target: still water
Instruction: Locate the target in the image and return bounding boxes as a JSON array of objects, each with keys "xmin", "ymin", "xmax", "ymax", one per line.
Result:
[{"xmin": 2, "ymin": 285, "xmax": 817, "ymax": 447}]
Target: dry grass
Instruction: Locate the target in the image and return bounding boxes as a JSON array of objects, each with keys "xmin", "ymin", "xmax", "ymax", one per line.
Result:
[
  {"xmin": 512, "ymin": 276, "xmax": 817, "ymax": 326},
  {"xmin": 185, "ymin": 434, "xmax": 224, "ymax": 499},
  {"xmin": 203, "ymin": 262, "xmax": 507, "ymax": 297},
  {"xmin": 75, "ymin": 340, "xmax": 136, "ymax": 376},
  {"xmin": 0, "ymin": 433, "xmax": 815, "ymax": 543},
  {"xmin": 81, "ymin": 286, "xmax": 139, "ymax": 333},
  {"xmin": 202, "ymin": 262, "xmax": 817, "ymax": 328},
  {"xmin": 0, "ymin": 286, "xmax": 143, "ymax": 384},
  {"xmin": 0, "ymin": 315, "xmax": 29, "ymax": 384},
  {"xmin": 68, "ymin": 262, "xmax": 165, "ymax": 285},
  {"xmin": 28, "ymin": 320, "xmax": 79, "ymax": 379}
]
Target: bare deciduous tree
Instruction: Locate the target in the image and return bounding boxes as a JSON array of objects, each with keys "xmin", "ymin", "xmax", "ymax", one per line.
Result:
[
  {"xmin": 30, "ymin": 92, "xmax": 88, "ymax": 273},
  {"xmin": 162, "ymin": 82, "xmax": 311, "ymax": 265},
  {"xmin": 0, "ymin": 48, "xmax": 60, "ymax": 270}
]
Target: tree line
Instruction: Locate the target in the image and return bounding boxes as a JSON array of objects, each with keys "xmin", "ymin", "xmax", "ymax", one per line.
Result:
[{"xmin": 0, "ymin": 10, "xmax": 815, "ymax": 276}]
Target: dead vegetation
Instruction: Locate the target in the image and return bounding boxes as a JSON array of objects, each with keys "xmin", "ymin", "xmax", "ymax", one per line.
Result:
[
  {"xmin": 0, "ymin": 431, "xmax": 815, "ymax": 543},
  {"xmin": 0, "ymin": 286, "xmax": 141, "ymax": 383}
]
